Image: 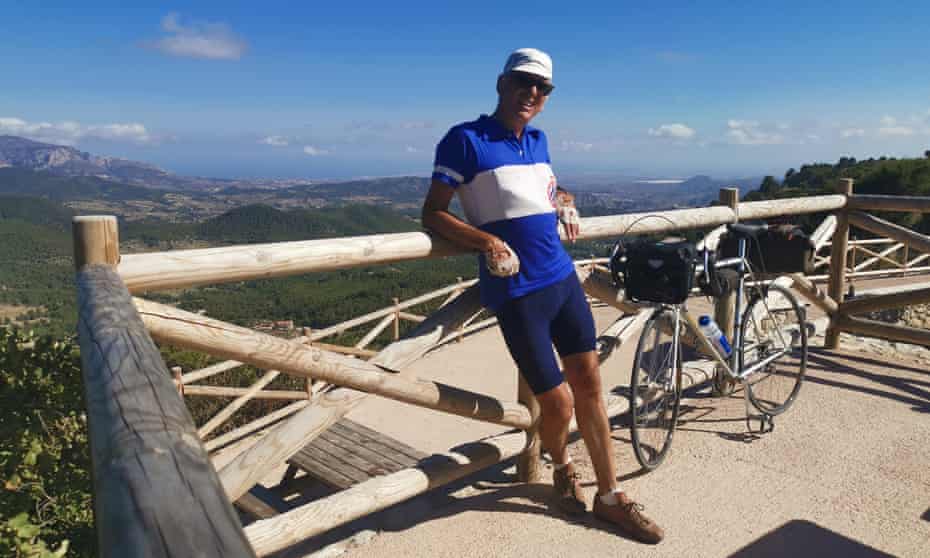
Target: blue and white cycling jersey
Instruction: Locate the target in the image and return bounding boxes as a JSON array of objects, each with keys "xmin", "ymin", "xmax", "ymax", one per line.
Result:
[{"xmin": 432, "ymin": 114, "xmax": 575, "ymax": 310}]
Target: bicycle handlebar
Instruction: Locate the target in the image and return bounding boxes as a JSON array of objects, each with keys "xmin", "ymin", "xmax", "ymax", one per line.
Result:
[{"xmin": 726, "ymin": 222, "xmax": 769, "ymax": 238}]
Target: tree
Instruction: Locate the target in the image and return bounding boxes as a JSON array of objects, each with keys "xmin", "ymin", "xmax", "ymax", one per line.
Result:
[
  {"xmin": 0, "ymin": 330, "xmax": 94, "ymax": 557},
  {"xmin": 924, "ymin": 149, "xmax": 930, "ymax": 159},
  {"xmin": 759, "ymin": 175, "xmax": 781, "ymax": 196}
]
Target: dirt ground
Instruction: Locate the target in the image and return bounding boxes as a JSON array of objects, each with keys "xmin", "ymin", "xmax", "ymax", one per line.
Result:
[{"xmin": 252, "ymin": 282, "xmax": 930, "ymax": 558}]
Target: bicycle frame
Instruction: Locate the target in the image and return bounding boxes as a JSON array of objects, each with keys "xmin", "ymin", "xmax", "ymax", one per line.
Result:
[{"xmin": 679, "ymin": 237, "xmax": 790, "ymax": 382}]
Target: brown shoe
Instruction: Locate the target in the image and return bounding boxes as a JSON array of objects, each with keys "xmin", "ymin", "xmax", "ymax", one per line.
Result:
[
  {"xmin": 552, "ymin": 463, "xmax": 587, "ymax": 516},
  {"xmin": 593, "ymin": 492, "xmax": 664, "ymax": 544}
]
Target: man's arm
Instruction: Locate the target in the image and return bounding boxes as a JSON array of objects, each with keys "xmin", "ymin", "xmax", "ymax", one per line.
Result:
[
  {"xmin": 422, "ymin": 179, "xmax": 516, "ymax": 272},
  {"xmin": 555, "ymin": 186, "xmax": 580, "ymax": 242}
]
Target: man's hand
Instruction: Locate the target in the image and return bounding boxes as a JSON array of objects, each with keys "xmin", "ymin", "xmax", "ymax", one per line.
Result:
[
  {"xmin": 556, "ymin": 189, "xmax": 580, "ymax": 242},
  {"xmin": 485, "ymin": 237, "xmax": 520, "ymax": 277}
]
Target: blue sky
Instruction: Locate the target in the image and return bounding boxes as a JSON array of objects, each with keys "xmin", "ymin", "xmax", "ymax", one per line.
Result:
[{"xmin": 2, "ymin": 1, "xmax": 930, "ymax": 180}]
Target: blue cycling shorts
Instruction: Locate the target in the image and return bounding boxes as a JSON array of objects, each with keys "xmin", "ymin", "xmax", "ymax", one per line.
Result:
[{"xmin": 495, "ymin": 272, "xmax": 597, "ymax": 394}]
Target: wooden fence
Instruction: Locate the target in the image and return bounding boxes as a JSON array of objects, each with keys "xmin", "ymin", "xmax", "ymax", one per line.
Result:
[{"xmin": 72, "ymin": 183, "xmax": 930, "ymax": 557}]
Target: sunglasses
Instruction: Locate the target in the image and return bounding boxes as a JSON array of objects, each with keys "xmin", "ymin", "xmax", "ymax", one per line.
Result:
[{"xmin": 509, "ymin": 72, "xmax": 554, "ymax": 96}]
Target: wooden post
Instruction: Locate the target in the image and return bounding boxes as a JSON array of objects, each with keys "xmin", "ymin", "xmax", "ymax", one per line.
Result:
[
  {"xmin": 516, "ymin": 376, "xmax": 542, "ymax": 482},
  {"xmin": 392, "ymin": 297, "xmax": 400, "ymax": 340},
  {"xmin": 825, "ymin": 178, "xmax": 854, "ymax": 349},
  {"xmin": 72, "ymin": 215, "xmax": 119, "ymax": 269},
  {"xmin": 75, "ymin": 265, "xmax": 255, "ymax": 558},
  {"xmin": 713, "ymin": 188, "xmax": 739, "ymax": 396}
]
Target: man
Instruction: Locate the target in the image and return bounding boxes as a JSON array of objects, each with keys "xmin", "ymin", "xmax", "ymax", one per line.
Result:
[{"xmin": 421, "ymin": 48, "xmax": 665, "ymax": 544}]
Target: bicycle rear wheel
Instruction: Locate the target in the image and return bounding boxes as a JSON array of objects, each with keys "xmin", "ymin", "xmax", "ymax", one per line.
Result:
[
  {"xmin": 630, "ymin": 308, "xmax": 682, "ymax": 471},
  {"xmin": 740, "ymin": 283, "xmax": 808, "ymax": 415}
]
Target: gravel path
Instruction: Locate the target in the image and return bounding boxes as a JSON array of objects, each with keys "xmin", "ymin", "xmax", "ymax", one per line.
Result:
[{"xmin": 272, "ymin": 283, "xmax": 930, "ymax": 558}]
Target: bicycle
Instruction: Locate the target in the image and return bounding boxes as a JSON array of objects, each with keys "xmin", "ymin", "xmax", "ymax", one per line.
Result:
[{"xmin": 618, "ymin": 223, "xmax": 809, "ymax": 471}]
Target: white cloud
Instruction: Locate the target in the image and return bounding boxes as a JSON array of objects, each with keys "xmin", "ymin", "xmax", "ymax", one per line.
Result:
[
  {"xmin": 878, "ymin": 126, "xmax": 915, "ymax": 137},
  {"xmin": 648, "ymin": 123, "xmax": 696, "ymax": 140},
  {"xmin": 558, "ymin": 140, "xmax": 594, "ymax": 152},
  {"xmin": 841, "ymin": 128, "xmax": 865, "ymax": 138},
  {"xmin": 879, "ymin": 115, "xmax": 897, "ymax": 127},
  {"xmin": 303, "ymin": 145, "xmax": 330, "ymax": 156},
  {"xmin": 0, "ymin": 116, "xmax": 151, "ymax": 145},
  {"xmin": 725, "ymin": 120, "xmax": 784, "ymax": 145},
  {"xmin": 260, "ymin": 135, "xmax": 289, "ymax": 147},
  {"xmin": 150, "ymin": 13, "xmax": 247, "ymax": 61},
  {"xmin": 404, "ymin": 145, "xmax": 421, "ymax": 153}
]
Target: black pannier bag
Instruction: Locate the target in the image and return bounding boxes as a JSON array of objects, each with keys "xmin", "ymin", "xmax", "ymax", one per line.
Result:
[
  {"xmin": 611, "ymin": 239, "xmax": 697, "ymax": 304},
  {"xmin": 717, "ymin": 224, "xmax": 815, "ymax": 274}
]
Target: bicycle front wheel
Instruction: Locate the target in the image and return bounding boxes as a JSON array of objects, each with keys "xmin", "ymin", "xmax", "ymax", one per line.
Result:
[
  {"xmin": 630, "ymin": 308, "xmax": 682, "ymax": 471},
  {"xmin": 740, "ymin": 283, "xmax": 808, "ymax": 415}
]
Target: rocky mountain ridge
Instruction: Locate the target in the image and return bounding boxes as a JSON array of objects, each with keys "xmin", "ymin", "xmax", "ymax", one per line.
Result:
[{"xmin": 0, "ymin": 135, "xmax": 174, "ymax": 185}]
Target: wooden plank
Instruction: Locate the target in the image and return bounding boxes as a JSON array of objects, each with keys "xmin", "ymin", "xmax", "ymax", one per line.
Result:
[
  {"xmin": 836, "ymin": 315, "xmax": 930, "ymax": 347},
  {"xmin": 309, "ymin": 435, "xmax": 397, "ymax": 479},
  {"xmin": 75, "ymin": 264, "xmax": 255, "ymax": 558},
  {"xmin": 839, "ymin": 286, "xmax": 930, "ymax": 315},
  {"xmin": 846, "ymin": 194, "xmax": 930, "ymax": 213},
  {"xmin": 216, "ymin": 287, "xmax": 487, "ymax": 502},
  {"xmin": 289, "ymin": 447, "xmax": 360, "ymax": 489},
  {"xmin": 309, "ymin": 280, "xmax": 478, "ymax": 341},
  {"xmin": 183, "ymin": 385, "xmax": 307, "ymax": 400},
  {"xmin": 198, "ymin": 370, "xmax": 282, "ymax": 438},
  {"xmin": 324, "ymin": 423, "xmax": 416, "ymax": 468},
  {"xmin": 329, "ymin": 420, "xmax": 427, "ymax": 463},
  {"xmin": 205, "ymin": 400, "xmax": 307, "ymax": 453},
  {"xmin": 182, "ymin": 360, "xmax": 244, "ymax": 385},
  {"xmin": 789, "ymin": 273, "xmax": 839, "ymax": 314},
  {"xmin": 354, "ymin": 314, "xmax": 394, "ymax": 349},
  {"xmin": 848, "ymin": 210, "xmax": 930, "ymax": 256},
  {"xmin": 317, "ymin": 429, "xmax": 417, "ymax": 472},
  {"xmin": 135, "ymin": 297, "xmax": 533, "ymax": 430}
]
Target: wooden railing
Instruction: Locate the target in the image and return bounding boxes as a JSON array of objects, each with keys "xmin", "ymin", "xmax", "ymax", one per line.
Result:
[{"xmin": 72, "ymin": 184, "xmax": 930, "ymax": 557}]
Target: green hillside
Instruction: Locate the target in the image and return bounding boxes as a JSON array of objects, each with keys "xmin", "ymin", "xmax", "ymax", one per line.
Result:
[
  {"xmin": 196, "ymin": 203, "xmax": 418, "ymax": 243},
  {"xmin": 744, "ymin": 155, "xmax": 930, "ymax": 233},
  {"xmin": 0, "ymin": 199, "xmax": 469, "ymax": 337},
  {"xmin": 0, "ymin": 167, "xmax": 164, "ymax": 202}
]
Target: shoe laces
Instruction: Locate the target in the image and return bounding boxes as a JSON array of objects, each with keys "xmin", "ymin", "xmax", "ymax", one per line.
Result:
[{"xmin": 622, "ymin": 501, "xmax": 651, "ymax": 526}]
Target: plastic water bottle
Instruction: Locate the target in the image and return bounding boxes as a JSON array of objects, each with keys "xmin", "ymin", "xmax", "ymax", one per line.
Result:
[{"xmin": 698, "ymin": 316, "xmax": 732, "ymax": 357}]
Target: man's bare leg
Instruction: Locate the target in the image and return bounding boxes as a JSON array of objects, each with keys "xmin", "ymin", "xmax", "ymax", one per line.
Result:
[
  {"xmin": 533, "ymin": 383, "xmax": 574, "ymax": 466},
  {"xmin": 562, "ymin": 350, "xmax": 665, "ymax": 543},
  {"xmin": 561, "ymin": 351, "xmax": 617, "ymax": 495},
  {"xmin": 534, "ymin": 381, "xmax": 586, "ymax": 515}
]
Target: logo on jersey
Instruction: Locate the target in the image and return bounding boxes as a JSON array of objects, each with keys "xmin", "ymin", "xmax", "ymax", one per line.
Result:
[{"xmin": 547, "ymin": 176, "xmax": 558, "ymax": 207}]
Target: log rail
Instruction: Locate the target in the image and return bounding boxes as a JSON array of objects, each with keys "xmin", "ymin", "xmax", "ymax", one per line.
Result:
[{"xmin": 73, "ymin": 186, "xmax": 930, "ymax": 556}]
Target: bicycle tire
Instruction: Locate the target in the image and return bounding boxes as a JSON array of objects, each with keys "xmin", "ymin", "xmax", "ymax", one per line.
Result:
[
  {"xmin": 630, "ymin": 308, "xmax": 683, "ymax": 471},
  {"xmin": 740, "ymin": 283, "xmax": 808, "ymax": 415}
]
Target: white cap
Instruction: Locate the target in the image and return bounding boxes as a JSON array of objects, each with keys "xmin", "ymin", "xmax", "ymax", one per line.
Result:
[{"xmin": 502, "ymin": 48, "xmax": 553, "ymax": 81}]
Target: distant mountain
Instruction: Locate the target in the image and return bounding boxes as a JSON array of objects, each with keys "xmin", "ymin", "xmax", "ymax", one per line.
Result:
[
  {"xmin": 0, "ymin": 135, "xmax": 177, "ymax": 186},
  {"xmin": 196, "ymin": 203, "xmax": 419, "ymax": 243}
]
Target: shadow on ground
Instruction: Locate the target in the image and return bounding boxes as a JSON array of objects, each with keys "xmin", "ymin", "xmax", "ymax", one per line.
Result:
[
  {"xmin": 270, "ymin": 460, "xmax": 652, "ymax": 557},
  {"xmin": 807, "ymin": 349, "xmax": 930, "ymax": 414},
  {"xmin": 729, "ymin": 520, "xmax": 893, "ymax": 557}
]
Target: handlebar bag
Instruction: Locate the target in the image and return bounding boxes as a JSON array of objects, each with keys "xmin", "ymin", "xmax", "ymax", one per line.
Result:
[
  {"xmin": 621, "ymin": 239, "xmax": 697, "ymax": 304},
  {"xmin": 718, "ymin": 224, "xmax": 815, "ymax": 274}
]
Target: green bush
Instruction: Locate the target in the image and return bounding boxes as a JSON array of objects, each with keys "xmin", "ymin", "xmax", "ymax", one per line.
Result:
[{"xmin": 0, "ymin": 330, "xmax": 94, "ymax": 557}]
